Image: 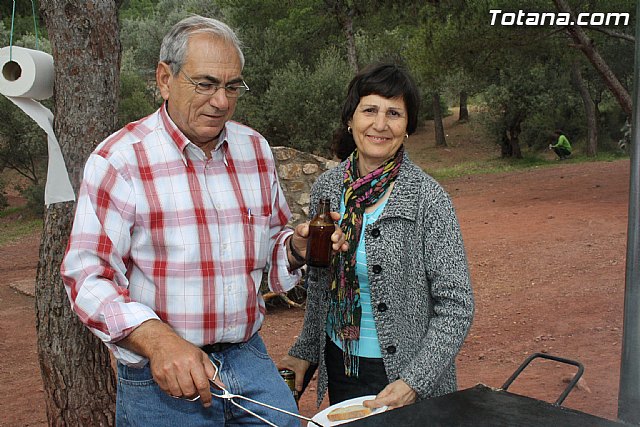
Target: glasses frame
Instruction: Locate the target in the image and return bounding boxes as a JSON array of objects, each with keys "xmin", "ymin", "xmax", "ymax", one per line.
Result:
[{"xmin": 180, "ymin": 70, "xmax": 250, "ymax": 98}]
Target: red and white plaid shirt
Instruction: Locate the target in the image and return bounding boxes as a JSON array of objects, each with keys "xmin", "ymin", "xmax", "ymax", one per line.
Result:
[{"xmin": 61, "ymin": 105, "xmax": 300, "ymax": 365}]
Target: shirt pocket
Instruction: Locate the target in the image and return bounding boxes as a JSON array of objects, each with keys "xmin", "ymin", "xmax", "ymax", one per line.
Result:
[{"xmin": 230, "ymin": 212, "xmax": 270, "ymax": 272}]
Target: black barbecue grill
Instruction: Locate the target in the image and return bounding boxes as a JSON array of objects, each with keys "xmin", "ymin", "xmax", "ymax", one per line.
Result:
[{"xmin": 345, "ymin": 353, "xmax": 629, "ymax": 426}]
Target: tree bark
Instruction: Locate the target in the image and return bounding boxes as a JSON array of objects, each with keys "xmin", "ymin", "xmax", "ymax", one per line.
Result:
[
  {"xmin": 553, "ymin": 0, "xmax": 632, "ymax": 116},
  {"xmin": 341, "ymin": 13, "xmax": 359, "ymax": 72},
  {"xmin": 508, "ymin": 122, "xmax": 523, "ymax": 159},
  {"xmin": 37, "ymin": 1, "xmax": 121, "ymax": 424},
  {"xmin": 325, "ymin": 0, "xmax": 359, "ymax": 72},
  {"xmin": 500, "ymin": 116, "xmax": 523, "ymax": 159},
  {"xmin": 458, "ymin": 90, "xmax": 469, "ymax": 122},
  {"xmin": 432, "ymin": 92, "xmax": 447, "ymax": 147},
  {"xmin": 571, "ymin": 61, "xmax": 598, "ymax": 157}
]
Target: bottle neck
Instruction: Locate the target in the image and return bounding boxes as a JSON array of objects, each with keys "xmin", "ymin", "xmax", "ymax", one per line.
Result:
[{"xmin": 317, "ymin": 199, "xmax": 330, "ymax": 216}]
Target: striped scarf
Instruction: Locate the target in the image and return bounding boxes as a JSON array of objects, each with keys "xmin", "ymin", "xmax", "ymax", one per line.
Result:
[{"xmin": 328, "ymin": 146, "xmax": 404, "ymax": 377}]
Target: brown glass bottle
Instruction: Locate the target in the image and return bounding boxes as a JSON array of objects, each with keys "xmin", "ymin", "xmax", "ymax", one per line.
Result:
[{"xmin": 306, "ymin": 198, "xmax": 334, "ymax": 268}]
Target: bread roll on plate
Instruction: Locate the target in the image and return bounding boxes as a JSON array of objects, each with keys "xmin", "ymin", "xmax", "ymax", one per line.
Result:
[{"xmin": 326, "ymin": 404, "xmax": 372, "ymax": 422}]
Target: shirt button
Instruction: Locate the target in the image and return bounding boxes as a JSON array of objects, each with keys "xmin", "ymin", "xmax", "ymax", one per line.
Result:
[
  {"xmin": 386, "ymin": 345, "xmax": 396, "ymax": 354},
  {"xmin": 371, "ymin": 228, "xmax": 381, "ymax": 237},
  {"xmin": 378, "ymin": 302, "xmax": 388, "ymax": 312},
  {"xmin": 372, "ymin": 265, "xmax": 382, "ymax": 274}
]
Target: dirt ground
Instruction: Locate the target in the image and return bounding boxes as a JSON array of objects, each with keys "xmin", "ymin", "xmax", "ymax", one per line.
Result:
[{"xmin": 0, "ymin": 111, "xmax": 631, "ymax": 425}]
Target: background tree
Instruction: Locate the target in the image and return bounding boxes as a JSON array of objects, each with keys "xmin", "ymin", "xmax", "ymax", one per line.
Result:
[
  {"xmin": 553, "ymin": 0, "xmax": 633, "ymax": 116},
  {"xmin": 36, "ymin": 0, "xmax": 123, "ymax": 424}
]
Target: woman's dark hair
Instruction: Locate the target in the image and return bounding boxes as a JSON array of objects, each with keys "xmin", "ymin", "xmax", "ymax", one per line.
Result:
[{"xmin": 332, "ymin": 62, "xmax": 420, "ymax": 160}]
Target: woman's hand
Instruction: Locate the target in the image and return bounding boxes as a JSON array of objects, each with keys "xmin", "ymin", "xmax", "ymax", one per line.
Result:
[
  {"xmin": 363, "ymin": 379, "xmax": 417, "ymax": 410},
  {"xmin": 278, "ymin": 354, "xmax": 311, "ymax": 393},
  {"xmin": 288, "ymin": 211, "xmax": 349, "ymax": 268}
]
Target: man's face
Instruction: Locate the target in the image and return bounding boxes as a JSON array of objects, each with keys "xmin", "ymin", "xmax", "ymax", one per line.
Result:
[{"xmin": 157, "ymin": 33, "xmax": 243, "ymax": 147}]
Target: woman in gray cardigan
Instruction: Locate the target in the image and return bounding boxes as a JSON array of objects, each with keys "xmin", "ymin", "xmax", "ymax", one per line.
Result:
[{"xmin": 280, "ymin": 63, "xmax": 474, "ymax": 411}]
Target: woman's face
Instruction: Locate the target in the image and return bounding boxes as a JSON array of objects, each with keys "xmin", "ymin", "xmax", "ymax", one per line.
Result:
[{"xmin": 348, "ymin": 94, "xmax": 408, "ymax": 174}]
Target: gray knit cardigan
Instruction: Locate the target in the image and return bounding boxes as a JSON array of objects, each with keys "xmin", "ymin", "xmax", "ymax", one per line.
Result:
[{"xmin": 288, "ymin": 152, "xmax": 474, "ymax": 406}]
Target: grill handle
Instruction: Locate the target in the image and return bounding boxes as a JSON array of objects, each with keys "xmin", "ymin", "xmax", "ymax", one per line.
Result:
[{"xmin": 500, "ymin": 352, "xmax": 585, "ymax": 406}]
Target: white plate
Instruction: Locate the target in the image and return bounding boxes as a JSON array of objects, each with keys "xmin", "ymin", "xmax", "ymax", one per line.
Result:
[{"xmin": 308, "ymin": 395, "xmax": 387, "ymax": 426}]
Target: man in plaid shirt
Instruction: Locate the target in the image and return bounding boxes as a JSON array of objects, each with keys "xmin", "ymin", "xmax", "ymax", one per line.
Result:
[{"xmin": 61, "ymin": 15, "xmax": 346, "ymax": 426}]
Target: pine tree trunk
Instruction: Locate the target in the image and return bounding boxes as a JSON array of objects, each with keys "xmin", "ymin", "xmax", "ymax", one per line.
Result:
[
  {"xmin": 432, "ymin": 92, "xmax": 447, "ymax": 147},
  {"xmin": 458, "ymin": 90, "xmax": 469, "ymax": 122},
  {"xmin": 338, "ymin": 10, "xmax": 358, "ymax": 71},
  {"xmin": 36, "ymin": 1, "xmax": 121, "ymax": 424},
  {"xmin": 571, "ymin": 61, "xmax": 598, "ymax": 157},
  {"xmin": 325, "ymin": 0, "xmax": 359, "ymax": 72}
]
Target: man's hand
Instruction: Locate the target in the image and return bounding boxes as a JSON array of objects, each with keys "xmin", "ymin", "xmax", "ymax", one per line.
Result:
[
  {"xmin": 278, "ymin": 354, "xmax": 311, "ymax": 393},
  {"xmin": 287, "ymin": 211, "xmax": 348, "ymax": 268},
  {"xmin": 119, "ymin": 319, "xmax": 218, "ymax": 407},
  {"xmin": 363, "ymin": 379, "xmax": 417, "ymax": 410}
]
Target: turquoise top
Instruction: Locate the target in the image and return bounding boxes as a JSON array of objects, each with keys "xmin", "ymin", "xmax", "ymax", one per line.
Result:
[{"xmin": 326, "ymin": 195, "xmax": 388, "ymax": 358}]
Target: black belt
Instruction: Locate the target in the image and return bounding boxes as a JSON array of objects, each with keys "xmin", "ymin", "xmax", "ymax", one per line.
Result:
[{"xmin": 201, "ymin": 342, "xmax": 238, "ymax": 353}]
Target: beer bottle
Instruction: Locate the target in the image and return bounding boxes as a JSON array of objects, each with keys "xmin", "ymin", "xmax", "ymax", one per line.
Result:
[{"xmin": 306, "ymin": 198, "xmax": 334, "ymax": 268}]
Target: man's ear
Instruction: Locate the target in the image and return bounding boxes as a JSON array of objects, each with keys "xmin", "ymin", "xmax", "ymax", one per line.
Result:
[{"xmin": 156, "ymin": 61, "xmax": 172, "ymax": 101}]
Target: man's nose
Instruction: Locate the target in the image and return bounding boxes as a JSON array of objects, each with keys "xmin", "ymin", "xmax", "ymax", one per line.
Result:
[{"xmin": 208, "ymin": 87, "xmax": 230, "ymax": 109}]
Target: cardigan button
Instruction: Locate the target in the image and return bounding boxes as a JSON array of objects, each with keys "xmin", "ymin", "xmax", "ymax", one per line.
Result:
[
  {"xmin": 371, "ymin": 228, "xmax": 381, "ymax": 237},
  {"xmin": 386, "ymin": 345, "xmax": 397, "ymax": 354},
  {"xmin": 378, "ymin": 302, "xmax": 388, "ymax": 312},
  {"xmin": 372, "ymin": 265, "xmax": 382, "ymax": 274}
]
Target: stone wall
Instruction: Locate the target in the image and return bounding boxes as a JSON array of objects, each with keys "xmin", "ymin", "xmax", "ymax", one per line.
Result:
[{"xmin": 272, "ymin": 146, "xmax": 339, "ymax": 227}]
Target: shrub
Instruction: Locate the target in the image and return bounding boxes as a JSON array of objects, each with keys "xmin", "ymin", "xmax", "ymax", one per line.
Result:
[
  {"xmin": 239, "ymin": 49, "xmax": 352, "ymax": 156},
  {"xmin": 20, "ymin": 183, "xmax": 45, "ymax": 216}
]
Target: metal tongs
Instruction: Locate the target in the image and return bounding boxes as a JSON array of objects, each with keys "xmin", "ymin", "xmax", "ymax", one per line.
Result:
[{"xmin": 195, "ymin": 360, "xmax": 325, "ymax": 427}]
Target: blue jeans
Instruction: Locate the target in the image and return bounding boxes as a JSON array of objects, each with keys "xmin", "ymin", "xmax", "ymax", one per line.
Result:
[{"xmin": 116, "ymin": 333, "xmax": 299, "ymax": 426}]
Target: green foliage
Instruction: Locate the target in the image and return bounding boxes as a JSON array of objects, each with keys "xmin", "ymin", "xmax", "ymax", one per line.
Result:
[
  {"xmin": 240, "ymin": 48, "xmax": 352, "ymax": 155},
  {"xmin": 118, "ymin": 73, "xmax": 157, "ymax": 127},
  {"xmin": 0, "ymin": 0, "xmax": 45, "ymax": 39},
  {"xmin": 119, "ymin": 0, "xmax": 157, "ymax": 20},
  {"xmin": 119, "ymin": 50, "xmax": 158, "ymax": 126},
  {"xmin": 119, "ymin": 0, "xmax": 222, "ymax": 76},
  {"xmin": 19, "ymin": 182, "xmax": 44, "ymax": 216}
]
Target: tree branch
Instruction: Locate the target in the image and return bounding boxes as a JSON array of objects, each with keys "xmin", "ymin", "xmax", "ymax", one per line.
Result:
[{"xmin": 586, "ymin": 26, "xmax": 635, "ymax": 43}]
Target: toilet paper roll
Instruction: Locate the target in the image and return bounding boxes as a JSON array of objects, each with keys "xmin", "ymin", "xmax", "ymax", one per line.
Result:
[
  {"xmin": 0, "ymin": 46, "xmax": 74, "ymax": 205},
  {"xmin": 0, "ymin": 46, "xmax": 54, "ymax": 100}
]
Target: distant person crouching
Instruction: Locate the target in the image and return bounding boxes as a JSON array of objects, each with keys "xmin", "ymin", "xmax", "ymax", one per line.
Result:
[{"xmin": 549, "ymin": 130, "xmax": 572, "ymax": 160}]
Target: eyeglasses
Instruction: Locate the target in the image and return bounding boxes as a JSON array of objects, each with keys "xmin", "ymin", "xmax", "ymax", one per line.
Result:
[{"xmin": 181, "ymin": 70, "xmax": 250, "ymax": 98}]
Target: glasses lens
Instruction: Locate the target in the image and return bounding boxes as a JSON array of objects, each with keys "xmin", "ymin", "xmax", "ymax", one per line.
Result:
[{"xmin": 225, "ymin": 84, "xmax": 248, "ymax": 98}]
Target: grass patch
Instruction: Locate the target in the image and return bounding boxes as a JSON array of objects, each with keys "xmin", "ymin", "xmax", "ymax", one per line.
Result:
[
  {"xmin": 431, "ymin": 156, "xmax": 550, "ymax": 181},
  {"xmin": 431, "ymin": 151, "xmax": 629, "ymax": 181},
  {"xmin": 0, "ymin": 207, "xmax": 43, "ymax": 246}
]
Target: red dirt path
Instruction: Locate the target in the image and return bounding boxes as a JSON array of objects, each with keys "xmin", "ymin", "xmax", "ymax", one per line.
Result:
[{"xmin": 1, "ymin": 158, "xmax": 629, "ymax": 426}]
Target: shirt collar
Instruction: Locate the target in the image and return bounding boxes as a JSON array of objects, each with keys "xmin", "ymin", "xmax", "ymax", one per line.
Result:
[{"xmin": 159, "ymin": 101, "xmax": 228, "ymax": 154}]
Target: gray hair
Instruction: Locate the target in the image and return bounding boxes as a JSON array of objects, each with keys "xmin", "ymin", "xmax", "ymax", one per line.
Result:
[{"xmin": 159, "ymin": 15, "xmax": 244, "ymax": 75}]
